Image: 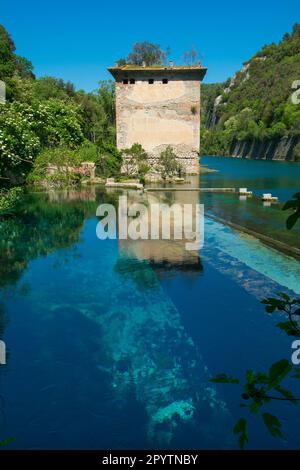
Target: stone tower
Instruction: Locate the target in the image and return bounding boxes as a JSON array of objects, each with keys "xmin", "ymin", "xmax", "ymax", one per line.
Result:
[{"xmin": 108, "ymin": 63, "xmax": 207, "ymax": 175}]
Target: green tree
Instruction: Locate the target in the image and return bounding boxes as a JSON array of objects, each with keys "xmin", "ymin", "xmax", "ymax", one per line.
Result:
[
  {"xmin": 127, "ymin": 41, "xmax": 166, "ymax": 66},
  {"xmin": 122, "ymin": 143, "xmax": 149, "ymax": 178},
  {"xmin": 15, "ymin": 55, "xmax": 34, "ymax": 79},
  {"xmin": 34, "ymin": 76, "xmax": 74, "ymax": 101},
  {"xmin": 0, "ymin": 23, "xmax": 119, "ymax": 189},
  {"xmin": 158, "ymin": 146, "xmax": 180, "ymax": 179},
  {"xmin": 0, "ymin": 24, "xmax": 16, "ymax": 80},
  {"xmin": 97, "ymin": 142, "xmax": 122, "ymax": 177},
  {"xmin": 0, "ymin": 25, "xmax": 34, "ymax": 99}
]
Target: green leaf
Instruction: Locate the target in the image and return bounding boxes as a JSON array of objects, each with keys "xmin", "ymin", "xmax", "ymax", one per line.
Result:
[
  {"xmin": 278, "ymin": 292, "xmax": 291, "ymax": 302},
  {"xmin": 283, "ymin": 194, "xmax": 300, "ymax": 229},
  {"xmin": 249, "ymin": 400, "xmax": 263, "ymax": 413},
  {"xmin": 265, "ymin": 305, "xmax": 276, "ymax": 313},
  {"xmin": 286, "ymin": 212, "xmax": 300, "ymax": 230},
  {"xmin": 233, "ymin": 418, "xmax": 248, "ymax": 450},
  {"xmin": 268, "ymin": 359, "xmax": 292, "ymax": 388},
  {"xmin": 282, "ymin": 200, "xmax": 297, "ymax": 211},
  {"xmin": 275, "ymin": 385, "xmax": 297, "ymax": 404},
  {"xmin": 246, "ymin": 369, "xmax": 255, "ymax": 384},
  {"xmin": 253, "ymin": 372, "xmax": 269, "ymax": 384},
  {"xmin": 283, "ymin": 193, "xmax": 300, "ymax": 211},
  {"xmin": 262, "ymin": 413, "xmax": 283, "ymax": 439},
  {"xmin": 210, "ymin": 373, "xmax": 239, "ymax": 384},
  {"xmin": 276, "ymin": 321, "xmax": 299, "ymax": 337},
  {"xmin": 291, "ymin": 368, "xmax": 300, "ymax": 379},
  {"xmin": 261, "ymin": 296, "xmax": 288, "ymax": 313}
]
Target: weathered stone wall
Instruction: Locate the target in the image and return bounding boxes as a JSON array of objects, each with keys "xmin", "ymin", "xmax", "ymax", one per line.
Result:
[{"xmin": 115, "ymin": 73, "xmax": 201, "ymax": 174}]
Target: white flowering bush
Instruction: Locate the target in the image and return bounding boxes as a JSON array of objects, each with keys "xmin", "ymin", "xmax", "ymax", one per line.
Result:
[
  {"xmin": 0, "ymin": 100, "xmax": 84, "ymax": 181},
  {"xmin": 0, "ymin": 103, "xmax": 40, "ymax": 180},
  {"xmin": 39, "ymin": 100, "xmax": 84, "ymax": 148}
]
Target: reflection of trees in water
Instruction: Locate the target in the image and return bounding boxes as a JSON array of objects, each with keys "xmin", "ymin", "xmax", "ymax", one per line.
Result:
[
  {"xmin": 0, "ymin": 195, "xmax": 85, "ymax": 290},
  {"xmin": 160, "ymin": 191, "xmax": 176, "ymax": 206},
  {"xmin": 0, "ymin": 304, "xmax": 6, "ymax": 339},
  {"xmin": 0, "ymin": 303, "xmax": 8, "ymax": 440},
  {"xmin": 0, "ymin": 188, "xmax": 119, "ymax": 291},
  {"xmin": 114, "ymin": 256, "xmax": 158, "ymax": 291},
  {"xmin": 0, "ymin": 190, "xmax": 100, "ymax": 384},
  {"xmin": 203, "ymin": 192, "xmax": 300, "ymax": 251},
  {"xmin": 0, "ymin": 188, "xmax": 224, "ymax": 447},
  {"xmin": 0, "ymin": 187, "xmax": 113, "ymax": 368}
]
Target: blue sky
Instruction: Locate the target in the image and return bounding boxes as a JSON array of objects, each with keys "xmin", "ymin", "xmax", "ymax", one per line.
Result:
[{"xmin": 1, "ymin": 0, "xmax": 299, "ymax": 91}]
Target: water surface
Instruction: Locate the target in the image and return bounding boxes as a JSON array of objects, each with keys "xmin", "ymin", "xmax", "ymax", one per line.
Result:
[{"xmin": 0, "ymin": 157, "xmax": 300, "ymax": 450}]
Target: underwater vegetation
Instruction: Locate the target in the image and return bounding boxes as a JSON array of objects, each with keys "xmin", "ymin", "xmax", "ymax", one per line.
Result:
[{"xmin": 32, "ymin": 250, "xmax": 230, "ymax": 447}]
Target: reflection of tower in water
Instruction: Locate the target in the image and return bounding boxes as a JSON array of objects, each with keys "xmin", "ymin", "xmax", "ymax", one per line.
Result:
[
  {"xmin": 117, "ymin": 188, "xmax": 203, "ymax": 278},
  {"xmin": 109, "ymin": 189, "xmax": 229, "ymax": 447}
]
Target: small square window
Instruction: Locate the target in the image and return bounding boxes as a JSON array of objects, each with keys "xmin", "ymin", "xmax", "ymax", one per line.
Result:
[
  {"xmin": 162, "ymin": 78, "xmax": 168, "ymax": 84},
  {"xmin": 148, "ymin": 79, "xmax": 154, "ymax": 84},
  {"xmin": 122, "ymin": 79, "xmax": 128, "ymax": 85},
  {"xmin": 129, "ymin": 78, "xmax": 135, "ymax": 84}
]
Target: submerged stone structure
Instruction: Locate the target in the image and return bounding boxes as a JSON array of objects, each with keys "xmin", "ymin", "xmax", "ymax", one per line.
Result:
[{"xmin": 108, "ymin": 63, "xmax": 207, "ymax": 175}]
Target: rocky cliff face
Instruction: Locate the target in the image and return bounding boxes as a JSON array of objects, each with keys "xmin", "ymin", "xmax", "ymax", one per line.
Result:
[
  {"xmin": 201, "ymin": 24, "xmax": 300, "ymax": 161},
  {"xmin": 229, "ymin": 136, "xmax": 300, "ymax": 161}
]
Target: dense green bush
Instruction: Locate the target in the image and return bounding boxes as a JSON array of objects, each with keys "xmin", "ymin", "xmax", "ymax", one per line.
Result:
[
  {"xmin": 27, "ymin": 142, "xmax": 99, "ymax": 185},
  {"xmin": 0, "ymin": 187, "xmax": 22, "ymax": 213},
  {"xmin": 0, "ymin": 100, "xmax": 84, "ymax": 182},
  {"xmin": 122, "ymin": 143, "xmax": 149, "ymax": 180},
  {"xmin": 96, "ymin": 142, "xmax": 123, "ymax": 177},
  {"xmin": 158, "ymin": 145, "xmax": 182, "ymax": 179}
]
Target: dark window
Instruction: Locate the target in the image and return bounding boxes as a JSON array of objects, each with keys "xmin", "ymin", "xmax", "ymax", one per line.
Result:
[
  {"xmin": 129, "ymin": 78, "xmax": 135, "ymax": 84},
  {"xmin": 162, "ymin": 78, "xmax": 168, "ymax": 84},
  {"xmin": 148, "ymin": 79, "xmax": 154, "ymax": 84},
  {"xmin": 122, "ymin": 79, "xmax": 128, "ymax": 84}
]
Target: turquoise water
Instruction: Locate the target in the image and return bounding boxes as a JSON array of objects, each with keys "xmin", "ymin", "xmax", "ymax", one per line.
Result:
[
  {"xmin": 200, "ymin": 156, "xmax": 300, "ymax": 250},
  {"xmin": 0, "ymin": 157, "xmax": 300, "ymax": 450},
  {"xmin": 201, "ymin": 155, "xmax": 300, "ymax": 201}
]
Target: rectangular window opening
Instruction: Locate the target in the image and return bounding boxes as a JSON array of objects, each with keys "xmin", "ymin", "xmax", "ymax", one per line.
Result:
[
  {"xmin": 148, "ymin": 79, "xmax": 154, "ymax": 84},
  {"xmin": 129, "ymin": 79, "xmax": 135, "ymax": 84},
  {"xmin": 122, "ymin": 79, "xmax": 128, "ymax": 85},
  {"xmin": 162, "ymin": 78, "xmax": 168, "ymax": 84}
]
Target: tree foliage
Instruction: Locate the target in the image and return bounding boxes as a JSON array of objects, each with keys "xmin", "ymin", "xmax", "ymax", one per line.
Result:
[
  {"xmin": 127, "ymin": 41, "xmax": 167, "ymax": 66},
  {"xmin": 0, "ymin": 24, "xmax": 118, "ymax": 187},
  {"xmin": 282, "ymin": 193, "xmax": 300, "ymax": 230},
  {"xmin": 158, "ymin": 146, "xmax": 181, "ymax": 179},
  {"xmin": 122, "ymin": 143, "xmax": 149, "ymax": 180},
  {"xmin": 201, "ymin": 24, "xmax": 300, "ymax": 157}
]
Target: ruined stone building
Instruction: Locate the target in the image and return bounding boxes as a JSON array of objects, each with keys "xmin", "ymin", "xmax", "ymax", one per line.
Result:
[{"xmin": 108, "ymin": 63, "xmax": 207, "ymax": 175}]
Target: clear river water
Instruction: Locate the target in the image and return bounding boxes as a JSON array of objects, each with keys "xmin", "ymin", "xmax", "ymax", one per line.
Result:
[{"xmin": 0, "ymin": 156, "xmax": 300, "ymax": 449}]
